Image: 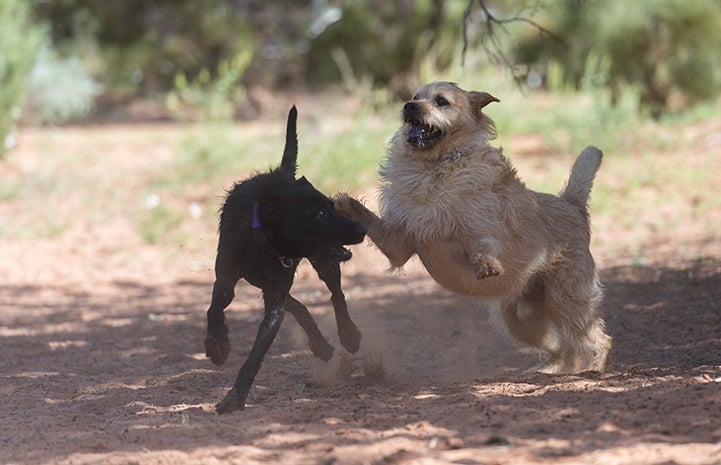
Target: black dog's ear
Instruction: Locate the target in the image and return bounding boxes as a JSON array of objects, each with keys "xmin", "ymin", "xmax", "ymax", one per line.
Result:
[{"xmin": 296, "ymin": 176, "xmax": 313, "ymax": 188}]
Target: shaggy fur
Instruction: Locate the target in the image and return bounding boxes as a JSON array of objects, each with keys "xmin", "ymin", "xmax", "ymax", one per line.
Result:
[
  {"xmin": 205, "ymin": 106, "xmax": 366, "ymax": 414},
  {"xmin": 335, "ymin": 82, "xmax": 611, "ymax": 374}
]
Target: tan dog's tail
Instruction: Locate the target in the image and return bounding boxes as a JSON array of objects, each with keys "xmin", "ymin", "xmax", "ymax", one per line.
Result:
[{"xmin": 560, "ymin": 146, "xmax": 603, "ymax": 213}]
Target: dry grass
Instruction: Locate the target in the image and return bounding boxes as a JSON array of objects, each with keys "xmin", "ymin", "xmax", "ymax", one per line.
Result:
[{"xmin": 2, "ymin": 91, "xmax": 720, "ymax": 267}]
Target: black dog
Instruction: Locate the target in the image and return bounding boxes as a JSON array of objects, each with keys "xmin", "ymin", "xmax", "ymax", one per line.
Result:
[{"xmin": 204, "ymin": 106, "xmax": 367, "ymax": 414}]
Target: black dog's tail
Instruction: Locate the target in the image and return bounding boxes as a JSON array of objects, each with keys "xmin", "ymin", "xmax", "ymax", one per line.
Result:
[{"xmin": 280, "ymin": 105, "xmax": 298, "ymax": 178}]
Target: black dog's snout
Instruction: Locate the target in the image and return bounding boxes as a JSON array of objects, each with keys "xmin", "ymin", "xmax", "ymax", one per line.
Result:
[
  {"xmin": 355, "ymin": 222, "xmax": 368, "ymax": 237},
  {"xmin": 345, "ymin": 221, "xmax": 367, "ymax": 244}
]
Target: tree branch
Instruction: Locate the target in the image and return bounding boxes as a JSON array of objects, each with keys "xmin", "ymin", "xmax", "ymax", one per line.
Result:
[{"xmin": 462, "ymin": 0, "xmax": 564, "ymax": 80}]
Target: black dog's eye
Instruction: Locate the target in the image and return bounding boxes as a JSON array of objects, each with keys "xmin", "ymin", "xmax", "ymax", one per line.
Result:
[
  {"xmin": 435, "ymin": 95, "xmax": 450, "ymax": 107},
  {"xmin": 317, "ymin": 208, "xmax": 327, "ymax": 219}
]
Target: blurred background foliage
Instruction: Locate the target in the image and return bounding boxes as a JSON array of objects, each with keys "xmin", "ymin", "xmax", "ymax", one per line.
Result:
[
  {"xmin": 517, "ymin": 0, "xmax": 721, "ymax": 119},
  {"xmin": 2, "ymin": 0, "xmax": 721, "ymax": 247},
  {"xmin": 0, "ymin": 0, "xmax": 44, "ymax": 155},
  {"xmin": 1, "ymin": 0, "xmax": 721, "ymax": 151}
]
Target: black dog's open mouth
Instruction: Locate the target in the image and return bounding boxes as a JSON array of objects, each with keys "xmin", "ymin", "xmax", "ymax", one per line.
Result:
[
  {"xmin": 326, "ymin": 245, "xmax": 353, "ymax": 261},
  {"xmin": 406, "ymin": 121, "xmax": 442, "ymax": 148}
]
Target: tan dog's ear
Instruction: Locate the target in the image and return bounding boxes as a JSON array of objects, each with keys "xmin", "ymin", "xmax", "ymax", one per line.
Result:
[{"xmin": 470, "ymin": 91, "xmax": 500, "ymax": 110}]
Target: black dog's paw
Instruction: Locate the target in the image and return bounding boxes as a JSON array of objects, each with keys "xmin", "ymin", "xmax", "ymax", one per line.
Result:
[
  {"xmin": 309, "ymin": 338, "xmax": 335, "ymax": 362},
  {"xmin": 215, "ymin": 389, "xmax": 244, "ymax": 414},
  {"xmin": 205, "ymin": 331, "xmax": 231, "ymax": 366},
  {"xmin": 338, "ymin": 322, "xmax": 362, "ymax": 354}
]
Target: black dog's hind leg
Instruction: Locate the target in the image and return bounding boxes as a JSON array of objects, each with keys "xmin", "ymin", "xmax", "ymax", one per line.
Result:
[
  {"xmin": 205, "ymin": 251, "xmax": 242, "ymax": 366},
  {"xmin": 309, "ymin": 257, "xmax": 361, "ymax": 354},
  {"xmin": 205, "ymin": 278, "xmax": 237, "ymax": 366},
  {"xmin": 216, "ymin": 289, "xmax": 286, "ymax": 414},
  {"xmin": 285, "ymin": 295, "xmax": 335, "ymax": 362}
]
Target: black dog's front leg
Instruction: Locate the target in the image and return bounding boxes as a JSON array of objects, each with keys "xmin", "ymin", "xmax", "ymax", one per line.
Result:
[
  {"xmin": 309, "ymin": 257, "xmax": 361, "ymax": 354},
  {"xmin": 285, "ymin": 295, "xmax": 335, "ymax": 362},
  {"xmin": 216, "ymin": 290, "xmax": 286, "ymax": 414}
]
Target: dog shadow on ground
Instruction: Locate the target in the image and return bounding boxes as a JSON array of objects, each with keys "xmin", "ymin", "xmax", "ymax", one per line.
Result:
[
  {"xmin": 600, "ymin": 257, "xmax": 721, "ymax": 370},
  {"xmin": 1, "ymin": 256, "xmax": 719, "ymax": 462}
]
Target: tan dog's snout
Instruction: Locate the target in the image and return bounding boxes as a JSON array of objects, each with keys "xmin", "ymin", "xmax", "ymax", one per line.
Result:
[{"xmin": 403, "ymin": 101, "xmax": 424, "ymax": 123}]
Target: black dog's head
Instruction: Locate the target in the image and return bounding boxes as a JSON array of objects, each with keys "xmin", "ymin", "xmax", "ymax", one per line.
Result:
[{"xmin": 257, "ymin": 176, "xmax": 366, "ymax": 261}]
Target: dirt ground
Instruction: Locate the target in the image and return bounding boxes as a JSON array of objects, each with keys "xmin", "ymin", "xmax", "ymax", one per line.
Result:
[{"xmin": 1, "ymin": 122, "xmax": 720, "ymax": 465}]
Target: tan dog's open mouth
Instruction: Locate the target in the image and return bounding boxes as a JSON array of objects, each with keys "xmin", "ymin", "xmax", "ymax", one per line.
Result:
[
  {"xmin": 403, "ymin": 102, "xmax": 443, "ymax": 148},
  {"xmin": 406, "ymin": 121, "xmax": 442, "ymax": 148}
]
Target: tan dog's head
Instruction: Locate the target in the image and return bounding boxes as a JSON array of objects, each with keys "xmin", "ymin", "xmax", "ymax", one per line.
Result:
[{"xmin": 400, "ymin": 81, "xmax": 499, "ymax": 158}]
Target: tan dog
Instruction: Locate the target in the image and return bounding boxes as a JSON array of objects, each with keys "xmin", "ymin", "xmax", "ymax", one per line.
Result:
[{"xmin": 335, "ymin": 81, "xmax": 611, "ymax": 374}]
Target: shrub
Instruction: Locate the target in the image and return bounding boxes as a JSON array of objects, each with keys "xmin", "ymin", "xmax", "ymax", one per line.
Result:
[
  {"xmin": 165, "ymin": 51, "xmax": 251, "ymax": 123},
  {"xmin": 25, "ymin": 47, "xmax": 103, "ymax": 125},
  {"xmin": 32, "ymin": 0, "xmax": 251, "ymax": 97},
  {"xmin": 0, "ymin": 0, "xmax": 44, "ymax": 155},
  {"xmin": 305, "ymin": 1, "xmax": 457, "ymax": 94},
  {"xmin": 517, "ymin": 0, "xmax": 721, "ymax": 117}
]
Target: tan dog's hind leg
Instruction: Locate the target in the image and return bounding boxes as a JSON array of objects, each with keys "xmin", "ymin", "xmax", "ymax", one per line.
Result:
[
  {"xmin": 544, "ymin": 257, "xmax": 610, "ymax": 373},
  {"xmin": 334, "ymin": 194, "xmax": 415, "ymax": 268},
  {"xmin": 531, "ymin": 321, "xmax": 611, "ymax": 374},
  {"xmin": 501, "ymin": 276, "xmax": 555, "ymax": 358},
  {"xmin": 501, "ymin": 269, "xmax": 611, "ymax": 374}
]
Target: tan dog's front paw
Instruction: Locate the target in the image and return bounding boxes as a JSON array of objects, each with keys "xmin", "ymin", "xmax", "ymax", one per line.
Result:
[
  {"xmin": 333, "ymin": 194, "xmax": 375, "ymax": 225},
  {"xmin": 472, "ymin": 254, "xmax": 503, "ymax": 279}
]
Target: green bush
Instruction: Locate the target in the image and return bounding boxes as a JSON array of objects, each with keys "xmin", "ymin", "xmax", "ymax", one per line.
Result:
[
  {"xmin": 30, "ymin": 1, "xmax": 465, "ymax": 101},
  {"xmin": 33, "ymin": 0, "xmax": 252, "ymax": 97},
  {"xmin": 306, "ymin": 1, "xmax": 457, "ymax": 94},
  {"xmin": 517, "ymin": 0, "xmax": 721, "ymax": 117},
  {"xmin": 165, "ymin": 51, "xmax": 251, "ymax": 123},
  {"xmin": 0, "ymin": 0, "xmax": 44, "ymax": 155},
  {"xmin": 25, "ymin": 47, "xmax": 102, "ymax": 125}
]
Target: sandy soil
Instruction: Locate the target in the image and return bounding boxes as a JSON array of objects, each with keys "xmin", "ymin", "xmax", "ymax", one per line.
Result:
[{"xmin": 1, "ymin": 123, "xmax": 720, "ymax": 465}]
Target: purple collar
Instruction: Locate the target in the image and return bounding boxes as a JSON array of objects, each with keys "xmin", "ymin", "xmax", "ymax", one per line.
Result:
[
  {"xmin": 251, "ymin": 202, "xmax": 263, "ymax": 230},
  {"xmin": 252, "ymin": 202, "xmax": 296, "ymax": 268}
]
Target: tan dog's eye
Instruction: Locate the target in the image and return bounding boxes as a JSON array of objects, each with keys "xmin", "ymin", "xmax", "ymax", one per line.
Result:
[
  {"xmin": 435, "ymin": 95, "xmax": 450, "ymax": 107},
  {"xmin": 412, "ymin": 94, "xmax": 419, "ymax": 100}
]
